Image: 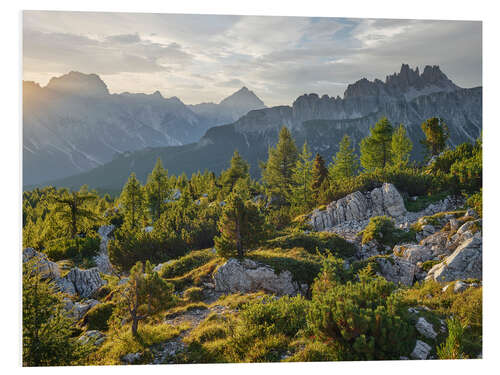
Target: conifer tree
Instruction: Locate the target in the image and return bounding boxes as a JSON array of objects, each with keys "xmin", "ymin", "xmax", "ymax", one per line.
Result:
[
  {"xmin": 220, "ymin": 150, "xmax": 250, "ymax": 194},
  {"xmin": 391, "ymin": 124, "xmax": 413, "ymax": 166},
  {"xmin": 311, "ymin": 154, "xmax": 329, "ymax": 203},
  {"xmin": 23, "ymin": 259, "xmax": 92, "ymax": 366},
  {"xmin": 116, "ymin": 261, "xmax": 175, "ymax": 336},
  {"xmin": 360, "ymin": 117, "xmax": 394, "ymax": 171},
  {"xmin": 261, "ymin": 126, "xmax": 298, "ymax": 204},
  {"xmin": 330, "ymin": 135, "xmax": 359, "ymax": 181},
  {"xmin": 421, "ymin": 117, "xmax": 449, "ymax": 157},
  {"xmin": 50, "ymin": 190, "xmax": 100, "ymax": 239},
  {"xmin": 145, "ymin": 158, "xmax": 171, "ymax": 223},
  {"xmin": 214, "ymin": 193, "xmax": 265, "ymax": 258},
  {"xmin": 120, "ymin": 173, "xmax": 146, "ymax": 232},
  {"xmin": 290, "ymin": 142, "xmax": 314, "ymax": 213}
]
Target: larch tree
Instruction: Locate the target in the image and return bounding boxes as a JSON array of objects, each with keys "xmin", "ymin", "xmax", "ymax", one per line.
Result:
[
  {"xmin": 421, "ymin": 117, "xmax": 449, "ymax": 158},
  {"xmin": 220, "ymin": 150, "xmax": 250, "ymax": 194},
  {"xmin": 391, "ymin": 124, "xmax": 413, "ymax": 166},
  {"xmin": 261, "ymin": 126, "xmax": 298, "ymax": 205},
  {"xmin": 120, "ymin": 173, "xmax": 146, "ymax": 232},
  {"xmin": 330, "ymin": 134, "xmax": 359, "ymax": 181},
  {"xmin": 311, "ymin": 153, "xmax": 329, "ymax": 203},
  {"xmin": 290, "ymin": 142, "xmax": 314, "ymax": 213},
  {"xmin": 145, "ymin": 158, "xmax": 171, "ymax": 223},
  {"xmin": 214, "ymin": 193, "xmax": 265, "ymax": 258},
  {"xmin": 360, "ymin": 117, "xmax": 394, "ymax": 171}
]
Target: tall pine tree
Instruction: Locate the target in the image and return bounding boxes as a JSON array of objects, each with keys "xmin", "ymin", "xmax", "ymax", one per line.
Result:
[
  {"xmin": 220, "ymin": 150, "xmax": 250, "ymax": 194},
  {"xmin": 120, "ymin": 173, "xmax": 146, "ymax": 232},
  {"xmin": 360, "ymin": 117, "xmax": 394, "ymax": 171},
  {"xmin": 261, "ymin": 126, "xmax": 298, "ymax": 205},
  {"xmin": 391, "ymin": 124, "xmax": 413, "ymax": 166},
  {"xmin": 145, "ymin": 158, "xmax": 171, "ymax": 223},
  {"xmin": 311, "ymin": 154, "xmax": 329, "ymax": 203},
  {"xmin": 421, "ymin": 117, "xmax": 449, "ymax": 158},
  {"xmin": 290, "ymin": 142, "xmax": 314, "ymax": 213},
  {"xmin": 330, "ymin": 135, "xmax": 359, "ymax": 181},
  {"xmin": 214, "ymin": 193, "xmax": 265, "ymax": 258}
]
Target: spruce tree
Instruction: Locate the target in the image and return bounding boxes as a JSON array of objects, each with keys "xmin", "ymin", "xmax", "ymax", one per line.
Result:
[
  {"xmin": 145, "ymin": 158, "xmax": 171, "ymax": 223},
  {"xmin": 330, "ymin": 134, "xmax": 359, "ymax": 181},
  {"xmin": 23, "ymin": 259, "xmax": 92, "ymax": 366},
  {"xmin": 220, "ymin": 150, "xmax": 250, "ymax": 194},
  {"xmin": 421, "ymin": 117, "xmax": 449, "ymax": 157},
  {"xmin": 261, "ymin": 126, "xmax": 298, "ymax": 204},
  {"xmin": 311, "ymin": 154, "xmax": 329, "ymax": 203},
  {"xmin": 360, "ymin": 117, "xmax": 394, "ymax": 171},
  {"xmin": 214, "ymin": 193, "xmax": 265, "ymax": 258},
  {"xmin": 290, "ymin": 142, "xmax": 314, "ymax": 213},
  {"xmin": 391, "ymin": 124, "xmax": 413, "ymax": 166},
  {"xmin": 120, "ymin": 173, "xmax": 146, "ymax": 232}
]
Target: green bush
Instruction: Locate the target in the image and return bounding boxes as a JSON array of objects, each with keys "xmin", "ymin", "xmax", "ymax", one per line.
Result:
[
  {"xmin": 44, "ymin": 235, "xmax": 100, "ymax": 262},
  {"xmin": 160, "ymin": 249, "xmax": 216, "ymax": 279},
  {"xmin": 359, "ymin": 216, "xmax": 415, "ymax": 248},
  {"xmin": 467, "ymin": 189, "xmax": 482, "ymax": 217},
  {"xmin": 184, "ymin": 287, "xmax": 204, "ymax": 302},
  {"xmin": 84, "ymin": 302, "xmax": 115, "ymax": 331},
  {"xmin": 267, "ymin": 231, "xmax": 356, "ymax": 258},
  {"xmin": 308, "ymin": 273, "xmax": 416, "ymax": 360},
  {"xmin": 437, "ymin": 318, "xmax": 469, "ymax": 359}
]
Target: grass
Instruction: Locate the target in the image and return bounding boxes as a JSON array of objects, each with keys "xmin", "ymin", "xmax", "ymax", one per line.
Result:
[
  {"xmin": 164, "ymin": 257, "xmax": 222, "ymax": 292},
  {"xmin": 164, "ymin": 302, "xmax": 209, "ymax": 319},
  {"xmin": 267, "ymin": 231, "xmax": 357, "ymax": 258},
  {"xmin": 411, "ymin": 210, "xmax": 466, "ymax": 232},
  {"xmin": 404, "ymin": 191, "xmax": 450, "ymax": 212},
  {"xmin": 247, "ymin": 247, "xmax": 323, "ymax": 286},
  {"xmin": 160, "ymin": 249, "xmax": 217, "ymax": 279},
  {"xmin": 88, "ymin": 321, "xmax": 190, "ymax": 365}
]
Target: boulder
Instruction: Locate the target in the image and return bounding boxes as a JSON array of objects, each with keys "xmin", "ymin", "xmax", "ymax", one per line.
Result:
[
  {"xmin": 213, "ymin": 258, "xmax": 306, "ymax": 296},
  {"xmin": 122, "ymin": 352, "xmax": 142, "ymax": 364},
  {"xmin": 411, "ymin": 340, "xmax": 432, "ymax": 360},
  {"xmin": 453, "ymin": 280, "xmax": 468, "ymax": 293},
  {"xmin": 78, "ymin": 330, "xmax": 106, "ymax": 346},
  {"xmin": 22, "ymin": 248, "xmax": 60, "ymax": 279},
  {"xmin": 56, "ymin": 267, "xmax": 105, "ymax": 298},
  {"xmin": 94, "ymin": 225, "xmax": 114, "ymax": 274},
  {"xmin": 375, "ymin": 256, "xmax": 415, "ymax": 286},
  {"xmin": 415, "ymin": 317, "xmax": 438, "ymax": 339},
  {"xmin": 426, "ymin": 234, "xmax": 482, "ymax": 282},
  {"xmin": 64, "ymin": 298, "xmax": 100, "ymax": 320},
  {"xmin": 309, "ymin": 183, "xmax": 406, "ymax": 231}
]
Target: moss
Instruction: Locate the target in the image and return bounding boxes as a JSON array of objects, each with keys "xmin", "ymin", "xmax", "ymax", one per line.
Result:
[{"xmin": 421, "ymin": 259, "xmax": 441, "ymax": 272}]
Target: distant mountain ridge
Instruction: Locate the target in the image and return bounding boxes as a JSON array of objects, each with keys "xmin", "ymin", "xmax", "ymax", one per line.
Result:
[
  {"xmin": 39, "ymin": 64, "xmax": 482, "ymax": 193},
  {"xmin": 23, "ymin": 72, "xmax": 266, "ymax": 185}
]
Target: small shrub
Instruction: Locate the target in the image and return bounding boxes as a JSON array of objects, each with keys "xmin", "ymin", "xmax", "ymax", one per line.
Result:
[
  {"xmin": 421, "ymin": 259, "xmax": 441, "ymax": 272},
  {"xmin": 184, "ymin": 287, "xmax": 204, "ymax": 302},
  {"xmin": 160, "ymin": 249, "xmax": 216, "ymax": 279},
  {"xmin": 359, "ymin": 216, "xmax": 415, "ymax": 249},
  {"xmin": 44, "ymin": 235, "xmax": 100, "ymax": 262},
  {"xmin": 466, "ymin": 189, "xmax": 482, "ymax": 217},
  {"xmin": 84, "ymin": 302, "xmax": 115, "ymax": 331},
  {"xmin": 437, "ymin": 318, "xmax": 469, "ymax": 359}
]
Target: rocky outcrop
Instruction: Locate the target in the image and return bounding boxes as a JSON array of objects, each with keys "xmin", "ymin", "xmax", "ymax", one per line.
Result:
[
  {"xmin": 22, "ymin": 247, "xmax": 60, "ymax": 279},
  {"xmin": 78, "ymin": 330, "xmax": 106, "ymax": 347},
  {"xmin": 411, "ymin": 340, "xmax": 432, "ymax": 360},
  {"xmin": 63, "ymin": 298, "xmax": 100, "ymax": 320},
  {"xmin": 56, "ymin": 267, "xmax": 105, "ymax": 298},
  {"xmin": 309, "ymin": 183, "xmax": 406, "ymax": 231},
  {"xmin": 213, "ymin": 258, "xmax": 307, "ymax": 296},
  {"xmin": 426, "ymin": 233, "xmax": 482, "ymax": 282},
  {"xmin": 374, "ymin": 256, "xmax": 415, "ymax": 286},
  {"xmin": 94, "ymin": 225, "xmax": 114, "ymax": 274}
]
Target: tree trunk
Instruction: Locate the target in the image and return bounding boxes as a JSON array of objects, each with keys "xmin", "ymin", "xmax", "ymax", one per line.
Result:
[{"xmin": 131, "ymin": 314, "xmax": 139, "ymax": 336}]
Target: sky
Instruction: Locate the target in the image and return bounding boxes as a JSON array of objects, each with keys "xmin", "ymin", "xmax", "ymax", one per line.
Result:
[{"xmin": 23, "ymin": 11, "xmax": 482, "ymax": 106}]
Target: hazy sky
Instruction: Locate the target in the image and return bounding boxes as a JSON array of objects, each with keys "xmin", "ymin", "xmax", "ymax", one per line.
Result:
[{"xmin": 23, "ymin": 11, "xmax": 482, "ymax": 106}]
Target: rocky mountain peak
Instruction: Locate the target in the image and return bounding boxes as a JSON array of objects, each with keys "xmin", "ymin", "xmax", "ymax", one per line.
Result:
[
  {"xmin": 46, "ymin": 71, "xmax": 110, "ymax": 97},
  {"xmin": 344, "ymin": 64, "xmax": 460, "ymax": 100},
  {"xmin": 219, "ymin": 86, "xmax": 266, "ymax": 109}
]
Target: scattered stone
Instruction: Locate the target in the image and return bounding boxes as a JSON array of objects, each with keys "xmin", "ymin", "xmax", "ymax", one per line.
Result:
[
  {"xmin": 213, "ymin": 258, "xmax": 305, "ymax": 296},
  {"xmin": 22, "ymin": 248, "xmax": 60, "ymax": 279},
  {"xmin": 79, "ymin": 330, "xmax": 106, "ymax": 347},
  {"xmin": 56, "ymin": 267, "xmax": 105, "ymax": 298},
  {"xmin": 426, "ymin": 234, "xmax": 482, "ymax": 282},
  {"xmin": 122, "ymin": 352, "xmax": 142, "ymax": 364},
  {"xmin": 411, "ymin": 340, "xmax": 432, "ymax": 360},
  {"xmin": 415, "ymin": 317, "xmax": 438, "ymax": 339},
  {"xmin": 375, "ymin": 256, "xmax": 415, "ymax": 286},
  {"xmin": 453, "ymin": 280, "xmax": 469, "ymax": 293}
]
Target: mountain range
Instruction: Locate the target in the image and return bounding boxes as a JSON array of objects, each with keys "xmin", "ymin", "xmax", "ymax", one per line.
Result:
[
  {"xmin": 26, "ymin": 64, "xmax": 482, "ymax": 193},
  {"xmin": 23, "ymin": 72, "xmax": 266, "ymax": 185}
]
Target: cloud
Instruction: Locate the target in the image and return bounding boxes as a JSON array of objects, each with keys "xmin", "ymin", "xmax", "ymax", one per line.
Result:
[{"xmin": 23, "ymin": 11, "xmax": 482, "ymax": 107}]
